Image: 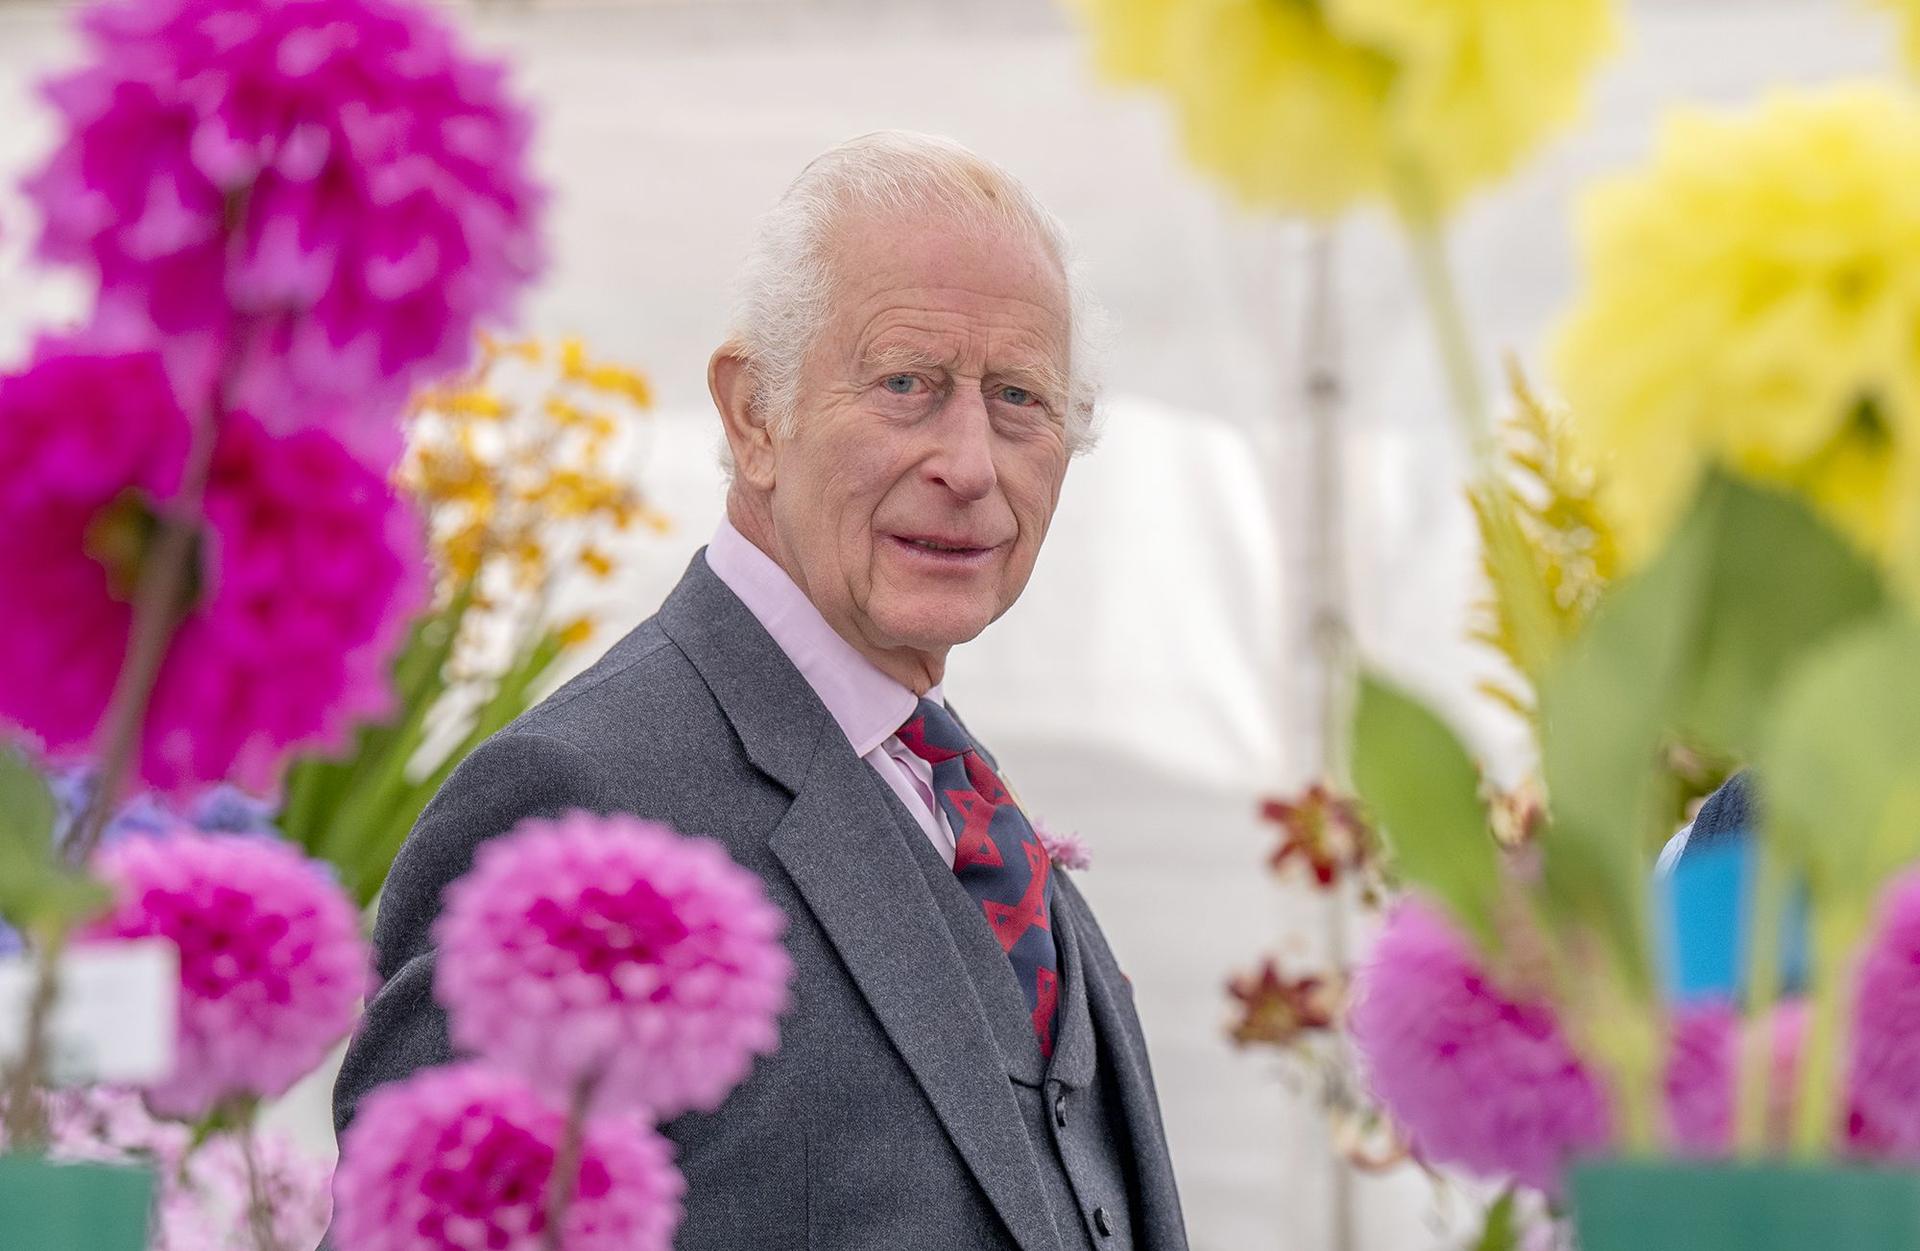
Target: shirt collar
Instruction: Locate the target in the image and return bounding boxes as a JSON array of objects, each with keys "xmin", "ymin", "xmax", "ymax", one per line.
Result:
[{"xmin": 704, "ymin": 517, "xmax": 942, "ymax": 757}]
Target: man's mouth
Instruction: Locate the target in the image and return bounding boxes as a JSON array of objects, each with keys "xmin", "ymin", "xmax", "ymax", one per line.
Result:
[{"xmin": 889, "ymin": 534, "xmax": 999, "ymax": 562}]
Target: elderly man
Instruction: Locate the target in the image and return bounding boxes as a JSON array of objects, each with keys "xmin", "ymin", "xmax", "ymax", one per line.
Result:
[{"xmin": 334, "ymin": 131, "xmax": 1189, "ymax": 1251}]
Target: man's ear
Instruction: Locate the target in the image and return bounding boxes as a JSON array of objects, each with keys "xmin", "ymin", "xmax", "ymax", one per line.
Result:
[{"xmin": 709, "ymin": 345, "xmax": 776, "ymax": 489}]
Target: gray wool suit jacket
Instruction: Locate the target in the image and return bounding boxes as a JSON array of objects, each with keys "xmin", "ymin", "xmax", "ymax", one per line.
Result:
[{"xmin": 332, "ymin": 553, "xmax": 1189, "ymax": 1251}]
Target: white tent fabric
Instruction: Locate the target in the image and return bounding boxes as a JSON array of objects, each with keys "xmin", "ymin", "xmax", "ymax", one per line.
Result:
[{"xmin": 0, "ymin": 1, "xmax": 1898, "ymax": 1247}]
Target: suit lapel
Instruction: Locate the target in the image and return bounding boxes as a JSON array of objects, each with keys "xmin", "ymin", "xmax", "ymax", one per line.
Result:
[{"xmin": 660, "ymin": 553, "xmax": 1060, "ymax": 1251}]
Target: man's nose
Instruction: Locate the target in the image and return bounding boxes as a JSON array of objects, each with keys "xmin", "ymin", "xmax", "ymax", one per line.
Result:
[{"xmin": 926, "ymin": 388, "xmax": 997, "ymax": 501}]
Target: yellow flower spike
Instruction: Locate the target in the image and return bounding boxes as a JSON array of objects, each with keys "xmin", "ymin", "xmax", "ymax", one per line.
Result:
[
  {"xmin": 582, "ymin": 366, "xmax": 654, "ymax": 408},
  {"xmin": 444, "ymin": 390, "xmax": 511, "ymax": 420},
  {"xmin": 1553, "ymin": 84, "xmax": 1920, "ymax": 578},
  {"xmin": 544, "ymin": 397, "xmax": 589, "ymax": 427},
  {"xmin": 559, "ymin": 338, "xmax": 590, "ymax": 379},
  {"xmin": 579, "ymin": 546, "xmax": 615, "ymax": 579},
  {"xmin": 556, "ymin": 618, "xmax": 597, "ymax": 649}
]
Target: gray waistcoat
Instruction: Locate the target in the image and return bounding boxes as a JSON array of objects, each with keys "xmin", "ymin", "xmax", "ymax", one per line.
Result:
[{"xmin": 882, "ymin": 777, "xmax": 1140, "ymax": 1250}]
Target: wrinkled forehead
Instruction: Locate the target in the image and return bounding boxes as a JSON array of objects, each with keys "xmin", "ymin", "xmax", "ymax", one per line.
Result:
[{"xmin": 821, "ymin": 206, "xmax": 1071, "ymax": 363}]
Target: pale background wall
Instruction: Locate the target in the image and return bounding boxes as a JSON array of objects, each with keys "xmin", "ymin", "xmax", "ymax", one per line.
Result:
[{"xmin": 0, "ymin": 1, "xmax": 1898, "ymax": 1247}]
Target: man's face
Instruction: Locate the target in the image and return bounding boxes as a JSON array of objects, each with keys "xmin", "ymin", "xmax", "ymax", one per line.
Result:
[{"xmin": 763, "ymin": 211, "xmax": 1073, "ymax": 667}]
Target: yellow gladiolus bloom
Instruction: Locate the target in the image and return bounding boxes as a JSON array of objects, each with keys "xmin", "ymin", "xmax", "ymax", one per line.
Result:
[
  {"xmin": 1553, "ymin": 85, "xmax": 1920, "ymax": 584},
  {"xmin": 1068, "ymin": 0, "xmax": 1617, "ymax": 217}
]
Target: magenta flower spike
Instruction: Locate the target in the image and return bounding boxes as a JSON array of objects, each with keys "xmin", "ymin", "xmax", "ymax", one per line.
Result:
[
  {"xmin": 332, "ymin": 1064, "xmax": 684, "ymax": 1251},
  {"xmin": 0, "ymin": 340, "xmax": 427, "ymax": 793},
  {"xmin": 25, "ymin": 0, "xmax": 546, "ymax": 467},
  {"xmin": 80, "ymin": 831, "xmax": 372, "ymax": 1118},
  {"xmin": 434, "ymin": 812, "xmax": 795, "ymax": 1121}
]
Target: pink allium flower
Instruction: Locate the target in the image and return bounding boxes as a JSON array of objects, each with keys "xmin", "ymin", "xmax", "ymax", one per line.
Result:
[
  {"xmin": 434, "ymin": 812, "xmax": 793, "ymax": 1120},
  {"xmin": 0, "ymin": 343, "xmax": 427, "ymax": 793},
  {"xmin": 1848, "ymin": 868, "xmax": 1920, "ymax": 1156},
  {"xmin": 1348, "ymin": 898, "xmax": 1611, "ymax": 1193},
  {"xmin": 80, "ymin": 831, "xmax": 372, "ymax": 1118},
  {"xmin": 332, "ymin": 1064, "xmax": 684, "ymax": 1251},
  {"xmin": 1032, "ymin": 817, "xmax": 1092, "ymax": 871},
  {"xmin": 25, "ymin": 0, "xmax": 545, "ymax": 466}
]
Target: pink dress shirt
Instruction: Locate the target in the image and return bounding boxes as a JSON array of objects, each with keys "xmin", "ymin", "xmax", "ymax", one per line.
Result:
[{"xmin": 704, "ymin": 519, "xmax": 957, "ymax": 867}]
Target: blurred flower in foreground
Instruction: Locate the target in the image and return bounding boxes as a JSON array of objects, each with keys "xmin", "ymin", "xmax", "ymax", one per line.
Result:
[
  {"xmin": 1554, "ymin": 85, "xmax": 1920, "ymax": 583},
  {"xmin": 1226, "ymin": 959, "xmax": 1340, "ymax": 1050},
  {"xmin": 1069, "ymin": 0, "xmax": 1617, "ymax": 217},
  {"xmin": 332, "ymin": 1063, "xmax": 683, "ymax": 1251},
  {"xmin": 1350, "ymin": 897, "xmax": 1612, "ymax": 1194},
  {"xmin": 1354, "ymin": 875, "xmax": 1920, "ymax": 1195},
  {"xmin": 1878, "ymin": 0, "xmax": 1920, "ymax": 73},
  {"xmin": 24, "ymin": 0, "xmax": 545, "ymax": 467},
  {"xmin": 0, "ymin": 342, "xmax": 427, "ymax": 792},
  {"xmin": 0, "ymin": 766, "xmax": 280, "ymax": 957},
  {"xmin": 80, "ymin": 832, "xmax": 371, "ymax": 1119},
  {"xmin": 434, "ymin": 812, "xmax": 793, "ymax": 1120},
  {"xmin": 1260, "ymin": 781, "xmax": 1379, "ymax": 894},
  {"xmin": 4, "ymin": 1087, "xmax": 335, "ymax": 1250}
]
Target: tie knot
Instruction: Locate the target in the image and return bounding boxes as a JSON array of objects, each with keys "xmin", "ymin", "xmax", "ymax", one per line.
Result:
[{"xmin": 896, "ymin": 697, "xmax": 973, "ymax": 765}]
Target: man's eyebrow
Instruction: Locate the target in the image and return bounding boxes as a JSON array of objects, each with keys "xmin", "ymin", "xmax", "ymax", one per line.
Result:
[
  {"xmin": 858, "ymin": 341, "xmax": 951, "ymax": 374},
  {"xmin": 990, "ymin": 360, "xmax": 1070, "ymax": 404}
]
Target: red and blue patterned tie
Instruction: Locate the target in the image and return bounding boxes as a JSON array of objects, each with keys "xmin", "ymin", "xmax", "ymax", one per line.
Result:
[{"xmin": 897, "ymin": 697, "xmax": 1060, "ymax": 1057}]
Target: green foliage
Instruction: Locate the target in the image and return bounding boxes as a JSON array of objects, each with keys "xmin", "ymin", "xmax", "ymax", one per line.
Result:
[
  {"xmin": 277, "ymin": 583, "xmax": 568, "ymax": 907},
  {"xmin": 1469, "ymin": 1189, "xmax": 1520, "ymax": 1251},
  {"xmin": 0, "ymin": 748, "xmax": 109, "ymax": 942},
  {"xmin": 1535, "ymin": 471, "xmax": 1888, "ymax": 1001},
  {"xmin": 1759, "ymin": 614, "xmax": 1920, "ymax": 1152},
  {"xmin": 1760, "ymin": 614, "xmax": 1920, "ymax": 907},
  {"xmin": 1350, "ymin": 673, "xmax": 1502, "ymax": 951}
]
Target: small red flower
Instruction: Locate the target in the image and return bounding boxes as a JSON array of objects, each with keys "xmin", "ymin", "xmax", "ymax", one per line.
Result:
[
  {"xmin": 1226, "ymin": 959, "xmax": 1341, "ymax": 1050},
  {"xmin": 1259, "ymin": 782, "xmax": 1377, "ymax": 890}
]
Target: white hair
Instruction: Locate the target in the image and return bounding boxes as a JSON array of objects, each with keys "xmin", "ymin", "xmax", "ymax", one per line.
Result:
[{"xmin": 722, "ymin": 130, "xmax": 1107, "ymax": 465}]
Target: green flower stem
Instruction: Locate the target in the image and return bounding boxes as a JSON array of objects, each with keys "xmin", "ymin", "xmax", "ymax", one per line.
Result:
[
  {"xmin": 1735, "ymin": 844, "xmax": 1789, "ymax": 1154},
  {"xmin": 1793, "ymin": 907, "xmax": 1863, "ymax": 1158}
]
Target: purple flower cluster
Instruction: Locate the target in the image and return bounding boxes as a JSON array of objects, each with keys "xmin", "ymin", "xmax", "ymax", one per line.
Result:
[{"xmin": 25, "ymin": 0, "xmax": 545, "ymax": 468}]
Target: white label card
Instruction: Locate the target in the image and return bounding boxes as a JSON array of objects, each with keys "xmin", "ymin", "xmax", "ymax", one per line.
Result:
[{"xmin": 0, "ymin": 939, "xmax": 177, "ymax": 1086}]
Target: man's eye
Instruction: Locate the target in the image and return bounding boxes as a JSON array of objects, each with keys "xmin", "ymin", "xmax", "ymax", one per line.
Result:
[
  {"xmin": 882, "ymin": 374, "xmax": 920, "ymax": 395},
  {"xmin": 998, "ymin": 386, "xmax": 1037, "ymax": 407}
]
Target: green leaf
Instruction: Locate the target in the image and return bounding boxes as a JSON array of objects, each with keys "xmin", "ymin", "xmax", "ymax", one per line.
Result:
[
  {"xmin": 1536, "ymin": 471, "xmax": 1889, "ymax": 999},
  {"xmin": 0, "ymin": 746, "xmax": 57, "ymax": 864},
  {"xmin": 0, "ymin": 750, "xmax": 112, "ymax": 939},
  {"xmin": 1759, "ymin": 613, "xmax": 1920, "ymax": 911},
  {"xmin": 1469, "ymin": 1189, "xmax": 1519, "ymax": 1251},
  {"xmin": 1349, "ymin": 673, "xmax": 1502, "ymax": 950}
]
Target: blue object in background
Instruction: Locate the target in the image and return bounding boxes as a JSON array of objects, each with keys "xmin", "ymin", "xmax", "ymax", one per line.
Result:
[{"xmin": 1660, "ymin": 816, "xmax": 1809, "ymax": 1004}]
